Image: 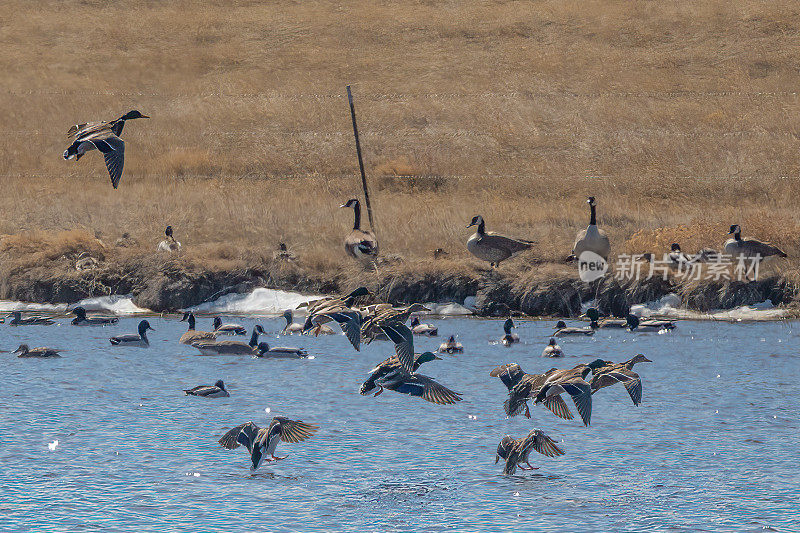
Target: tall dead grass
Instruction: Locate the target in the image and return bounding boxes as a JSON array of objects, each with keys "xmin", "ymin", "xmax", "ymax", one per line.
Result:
[{"xmin": 1, "ymin": 0, "xmax": 800, "ymax": 280}]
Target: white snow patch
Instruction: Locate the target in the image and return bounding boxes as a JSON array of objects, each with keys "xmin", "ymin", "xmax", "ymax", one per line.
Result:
[
  {"xmin": 0, "ymin": 294, "xmax": 148, "ymax": 314},
  {"xmin": 188, "ymin": 288, "xmax": 323, "ymax": 315},
  {"xmin": 630, "ymin": 293, "xmax": 787, "ymax": 321}
]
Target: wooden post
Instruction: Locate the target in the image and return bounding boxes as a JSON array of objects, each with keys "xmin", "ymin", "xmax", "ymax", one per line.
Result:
[{"xmin": 346, "ymin": 85, "xmax": 375, "ymax": 231}]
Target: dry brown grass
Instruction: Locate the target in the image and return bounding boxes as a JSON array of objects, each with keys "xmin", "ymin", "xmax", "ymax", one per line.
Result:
[{"xmin": 1, "ymin": 0, "xmax": 800, "ymax": 283}]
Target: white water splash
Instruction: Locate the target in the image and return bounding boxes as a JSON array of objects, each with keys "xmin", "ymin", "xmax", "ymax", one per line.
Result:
[{"xmin": 48, "ymin": 440, "xmax": 59, "ymax": 451}]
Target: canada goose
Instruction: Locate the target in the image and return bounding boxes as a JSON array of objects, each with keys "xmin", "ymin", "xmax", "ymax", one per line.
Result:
[
  {"xmin": 542, "ymin": 338, "xmax": 564, "ymax": 357},
  {"xmin": 466, "ymin": 215, "xmax": 532, "ymax": 268},
  {"xmin": 553, "ymin": 320, "xmax": 594, "ymax": 337},
  {"xmin": 438, "ymin": 335, "xmax": 463, "ymax": 354},
  {"xmin": 341, "ymin": 198, "xmax": 378, "ymax": 261},
  {"xmin": 724, "ymin": 224, "xmax": 787, "ymax": 263},
  {"xmin": 360, "ymin": 351, "xmax": 441, "ymax": 396},
  {"xmin": 273, "ymin": 242, "xmax": 296, "ymax": 262},
  {"xmin": 212, "ymin": 317, "xmax": 247, "ymax": 336},
  {"xmin": 255, "ymin": 342, "xmax": 308, "ymax": 359},
  {"xmin": 13, "ymin": 344, "xmax": 61, "ymax": 358},
  {"xmin": 533, "ymin": 361, "xmax": 607, "ymax": 427},
  {"xmin": 63, "ymin": 110, "xmax": 148, "ymax": 189},
  {"xmin": 7, "ymin": 311, "xmax": 54, "ymax": 326},
  {"xmin": 219, "ymin": 417, "xmax": 319, "ymax": 470},
  {"xmin": 495, "ymin": 430, "xmax": 565, "ymax": 474},
  {"xmin": 191, "ymin": 325, "xmax": 264, "ymax": 356},
  {"xmin": 589, "ymin": 354, "xmax": 652, "ymax": 406},
  {"xmin": 410, "ymin": 316, "xmax": 438, "ymax": 336},
  {"xmin": 500, "ymin": 318, "xmax": 520, "ymax": 346},
  {"xmin": 109, "ymin": 319, "xmax": 154, "ymax": 347},
  {"xmin": 489, "ymin": 363, "xmax": 574, "ymax": 421},
  {"xmin": 569, "ymin": 196, "xmax": 610, "ymax": 262},
  {"xmin": 184, "ymin": 379, "xmax": 230, "ymax": 398},
  {"xmin": 71, "ymin": 306, "xmax": 118, "ymax": 326},
  {"xmin": 179, "ymin": 312, "xmax": 216, "ymax": 345},
  {"xmin": 157, "ymin": 226, "xmax": 181, "ymax": 252}
]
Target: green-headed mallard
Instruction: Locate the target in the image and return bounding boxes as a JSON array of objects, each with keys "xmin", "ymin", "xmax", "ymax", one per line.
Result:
[
  {"xmin": 626, "ymin": 314, "xmax": 675, "ymax": 332},
  {"xmin": 533, "ymin": 360, "xmax": 607, "ymax": 427},
  {"xmin": 218, "ymin": 417, "xmax": 318, "ymax": 470},
  {"xmin": 184, "ymin": 379, "xmax": 230, "ymax": 398},
  {"xmin": 8, "ymin": 311, "xmax": 54, "ymax": 326},
  {"xmin": 500, "ymin": 318, "xmax": 520, "ymax": 346},
  {"xmin": 438, "ymin": 335, "xmax": 463, "ymax": 354},
  {"xmin": 542, "ymin": 338, "xmax": 564, "ymax": 358},
  {"xmin": 553, "ymin": 320, "xmax": 594, "ymax": 337},
  {"xmin": 466, "ymin": 215, "xmax": 532, "ymax": 268},
  {"xmin": 255, "ymin": 342, "xmax": 308, "ymax": 359},
  {"xmin": 583, "ymin": 308, "xmax": 627, "ymax": 329},
  {"xmin": 109, "ymin": 319, "xmax": 153, "ymax": 348},
  {"xmin": 71, "ymin": 306, "xmax": 118, "ymax": 326},
  {"xmin": 590, "ymin": 354, "xmax": 652, "ymax": 405},
  {"xmin": 495, "ymin": 429, "xmax": 565, "ymax": 474},
  {"xmin": 213, "ymin": 316, "xmax": 246, "ymax": 336},
  {"xmin": 410, "ymin": 316, "xmax": 438, "ymax": 336},
  {"xmin": 360, "ymin": 350, "xmax": 441, "ymax": 396}
]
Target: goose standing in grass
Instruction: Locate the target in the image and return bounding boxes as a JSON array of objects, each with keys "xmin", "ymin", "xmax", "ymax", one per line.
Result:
[
  {"xmin": 109, "ymin": 320, "xmax": 154, "ymax": 347},
  {"xmin": 273, "ymin": 243, "xmax": 296, "ymax": 262},
  {"xmin": 184, "ymin": 380, "xmax": 230, "ymax": 398},
  {"xmin": 626, "ymin": 314, "xmax": 675, "ymax": 332},
  {"xmin": 179, "ymin": 312, "xmax": 216, "ymax": 345},
  {"xmin": 723, "ymin": 224, "xmax": 787, "ymax": 273},
  {"xmin": 542, "ymin": 338, "xmax": 564, "ymax": 358},
  {"xmin": 500, "ymin": 318, "xmax": 520, "ymax": 346},
  {"xmin": 157, "ymin": 226, "xmax": 181, "ymax": 252},
  {"xmin": 533, "ymin": 360, "xmax": 606, "ymax": 427},
  {"xmin": 219, "ymin": 417, "xmax": 319, "ymax": 470},
  {"xmin": 255, "ymin": 342, "xmax": 308, "ymax": 359},
  {"xmin": 13, "ymin": 344, "xmax": 61, "ymax": 358},
  {"xmin": 569, "ymin": 196, "xmax": 610, "ymax": 262},
  {"xmin": 63, "ymin": 110, "xmax": 148, "ymax": 189},
  {"xmin": 191, "ymin": 325, "xmax": 264, "ymax": 356},
  {"xmin": 553, "ymin": 320, "xmax": 594, "ymax": 337},
  {"xmin": 583, "ymin": 308, "xmax": 627, "ymax": 329},
  {"xmin": 71, "ymin": 306, "xmax": 118, "ymax": 326},
  {"xmin": 213, "ymin": 317, "xmax": 247, "ymax": 336},
  {"xmin": 489, "ymin": 363, "xmax": 573, "ymax": 421},
  {"xmin": 466, "ymin": 215, "xmax": 533, "ymax": 268},
  {"xmin": 495, "ymin": 429, "xmax": 565, "ymax": 474},
  {"xmin": 409, "ymin": 316, "xmax": 438, "ymax": 337},
  {"xmin": 590, "ymin": 354, "xmax": 652, "ymax": 406},
  {"xmin": 360, "ymin": 351, "xmax": 441, "ymax": 397},
  {"xmin": 341, "ymin": 198, "xmax": 378, "ymax": 262},
  {"xmin": 438, "ymin": 335, "xmax": 463, "ymax": 354},
  {"xmin": 8, "ymin": 311, "xmax": 54, "ymax": 326}
]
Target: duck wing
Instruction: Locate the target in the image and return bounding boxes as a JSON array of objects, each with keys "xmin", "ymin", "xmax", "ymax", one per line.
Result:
[
  {"xmin": 269, "ymin": 416, "xmax": 319, "ymax": 443},
  {"xmin": 379, "ymin": 322, "xmax": 415, "ymax": 373},
  {"xmin": 89, "ymin": 134, "xmax": 124, "ymax": 189},
  {"xmin": 219, "ymin": 421, "xmax": 260, "ymax": 452},
  {"xmin": 69, "ymin": 120, "xmax": 110, "ymax": 139},
  {"xmin": 389, "ymin": 374, "xmax": 462, "ymax": 405},
  {"xmin": 318, "ymin": 310, "xmax": 362, "ymax": 351},
  {"xmin": 545, "ymin": 378, "xmax": 592, "ymax": 426},
  {"xmin": 591, "ymin": 367, "xmax": 643, "ymax": 406},
  {"xmin": 519, "ymin": 429, "xmax": 565, "ymax": 458},
  {"xmin": 489, "ymin": 363, "xmax": 525, "ymax": 389}
]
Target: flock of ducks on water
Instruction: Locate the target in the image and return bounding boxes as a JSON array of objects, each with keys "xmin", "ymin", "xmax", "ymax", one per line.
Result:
[{"xmin": 7, "ymin": 285, "xmax": 661, "ymax": 474}]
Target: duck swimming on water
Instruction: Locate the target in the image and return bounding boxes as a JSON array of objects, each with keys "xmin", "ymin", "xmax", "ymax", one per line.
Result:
[
  {"xmin": 71, "ymin": 307, "xmax": 118, "ymax": 326},
  {"xmin": 109, "ymin": 320, "xmax": 154, "ymax": 348}
]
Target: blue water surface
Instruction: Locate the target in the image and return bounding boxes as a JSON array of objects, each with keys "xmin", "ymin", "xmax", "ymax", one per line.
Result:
[{"xmin": 2, "ymin": 315, "xmax": 799, "ymax": 532}]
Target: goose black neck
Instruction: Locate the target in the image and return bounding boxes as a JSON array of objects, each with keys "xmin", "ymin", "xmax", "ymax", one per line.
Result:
[
  {"xmin": 589, "ymin": 203, "xmax": 597, "ymax": 226},
  {"xmin": 734, "ymin": 229, "xmax": 742, "ymax": 241},
  {"xmin": 187, "ymin": 314, "xmax": 195, "ymax": 330},
  {"xmin": 477, "ymin": 218, "xmax": 485, "ymax": 235},
  {"xmin": 352, "ymin": 201, "xmax": 361, "ymax": 230},
  {"xmin": 249, "ymin": 328, "xmax": 260, "ymax": 347}
]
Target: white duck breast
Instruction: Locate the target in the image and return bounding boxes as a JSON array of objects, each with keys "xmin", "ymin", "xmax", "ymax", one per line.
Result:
[
  {"xmin": 542, "ymin": 340, "xmax": 564, "ymax": 357},
  {"xmin": 572, "ymin": 197, "xmax": 610, "ymax": 260}
]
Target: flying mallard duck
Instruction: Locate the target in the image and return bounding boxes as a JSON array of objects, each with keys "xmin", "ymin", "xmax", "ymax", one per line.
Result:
[
  {"xmin": 184, "ymin": 379, "xmax": 230, "ymax": 398},
  {"xmin": 13, "ymin": 344, "xmax": 61, "ymax": 358},
  {"xmin": 63, "ymin": 110, "xmax": 148, "ymax": 189},
  {"xmin": 500, "ymin": 318, "xmax": 520, "ymax": 346},
  {"xmin": 109, "ymin": 319, "xmax": 154, "ymax": 348},
  {"xmin": 533, "ymin": 360, "xmax": 607, "ymax": 427},
  {"xmin": 361, "ymin": 303, "xmax": 429, "ymax": 345},
  {"xmin": 71, "ymin": 307, "xmax": 118, "ymax": 326},
  {"xmin": 360, "ymin": 350, "xmax": 441, "ymax": 397},
  {"xmin": 495, "ymin": 429, "xmax": 565, "ymax": 474},
  {"xmin": 466, "ymin": 215, "xmax": 533, "ymax": 268},
  {"xmin": 590, "ymin": 354, "xmax": 652, "ymax": 405},
  {"xmin": 218, "ymin": 417, "xmax": 319, "ymax": 470},
  {"xmin": 341, "ymin": 198, "xmax": 378, "ymax": 262},
  {"xmin": 490, "ymin": 363, "xmax": 573, "ymax": 421},
  {"xmin": 300, "ymin": 287, "xmax": 371, "ymax": 347},
  {"xmin": 542, "ymin": 338, "xmax": 564, "ymax": 358},
  {"xmin": 437, "ymin": 335, "xmax": 463, "ymax": 354},
  {"xmin": 553, "ymin": 320, "xmax": 594, "ymax": 337},
  {"xmin": 179, "ymin": 312, "xmax": 216, "ymax": 345},
  {"xmin": 568, "ymin": 196, "xmax": 610, "ymax": 262}
]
